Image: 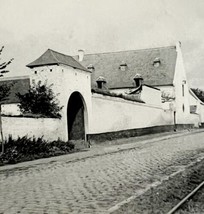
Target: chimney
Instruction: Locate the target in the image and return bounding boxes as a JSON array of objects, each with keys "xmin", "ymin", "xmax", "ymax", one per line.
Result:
[
  {"xmin": 176, "ymin": 41, "xmax": 181, "ymax": 51},
  {"xmin": 78, "ymin": 49, "xmax": 84, "ymax": 62}
]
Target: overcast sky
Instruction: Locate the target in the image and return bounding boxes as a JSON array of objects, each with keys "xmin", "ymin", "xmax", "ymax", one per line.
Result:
[{"xmin": 1, "ymin": 0, "xmax": 204, "ymax": 88}]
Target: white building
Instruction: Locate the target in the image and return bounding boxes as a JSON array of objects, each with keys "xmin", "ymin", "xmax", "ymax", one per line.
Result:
[{"xmin": 0, "ymin": 42, "xmax": 199, "ymax": 142}]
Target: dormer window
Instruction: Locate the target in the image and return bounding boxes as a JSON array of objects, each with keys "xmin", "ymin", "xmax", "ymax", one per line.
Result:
[
  {"xmin": 87, "ymin": 64, "xmax": 95, "ymax": 72},
  {"xmin": 133, "ymin": 73, "xmax": 143, "ymax": 88},
  {"xmin": 119, "ymin": 61, "xmax": 127, "ymax": 71},
  {"xmin": 153, "ymin": 58, "xmax": 161, "ymax": 67},
  {"xmin": 96, "ymin": 76, "xmax": 106, "ymax": 89}
]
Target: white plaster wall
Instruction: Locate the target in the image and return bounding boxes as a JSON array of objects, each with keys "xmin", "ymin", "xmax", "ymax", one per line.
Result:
[
  {"xmin": 200, "ymin": 104, "xmax": 204, "ymax": 123},
  {"xmin": 30, "ymin": 64, "xmax": 92, "ymax": 141},
  {"xmin": 141, "ymin": 86, "xmax": 161, "ymax": 107},
  {"xmin": 2, "ymin": 117, "xmax": 63, "ymax": 141},
  {"xmin": 111, "ymin": 85, "xmax": 161, "ymax": 107},
  {"xmin": 173, "ymin": 43, "xmax": 191, "ymax": 124},
  {"xmin": 2, "ymin": 104, "xmax": 21, "ymax": 116},
  {"xmin": 188, "ymin": 113, "xmax": 200, "ymax": 128},
  {"xmin": 89, "ymin": 93, "xmax": 173, "ymax": 134}
]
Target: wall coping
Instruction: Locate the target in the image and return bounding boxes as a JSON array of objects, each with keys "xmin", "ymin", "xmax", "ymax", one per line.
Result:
[{"xmin": 92, "ymin": 92, "xmax": 163, "ymax": 110}]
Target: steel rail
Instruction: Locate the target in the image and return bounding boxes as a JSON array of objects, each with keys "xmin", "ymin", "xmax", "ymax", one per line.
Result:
[{"xmin": 167, "ymin": 180, "xmax": 204, "ymax": 214}]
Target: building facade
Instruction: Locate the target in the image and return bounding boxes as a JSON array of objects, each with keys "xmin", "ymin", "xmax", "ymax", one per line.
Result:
[{"xmin": 0, "ymin": 42, "xmax": 199, "ymax": 142}]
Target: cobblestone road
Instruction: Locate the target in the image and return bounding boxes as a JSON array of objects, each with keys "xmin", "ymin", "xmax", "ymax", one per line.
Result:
[{"xmin": 1, "ymin": 131, "xmax": 204, "ymax": 214}]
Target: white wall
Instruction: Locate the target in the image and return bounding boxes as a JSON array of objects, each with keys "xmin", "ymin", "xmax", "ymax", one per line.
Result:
[
  {"xmin": 200, "ymin": 104, "xmax": 204, "ymax": 123},
  {"xmin": 30, "ymin": 64, "xmax": 92, "ymax": 141},
  {"xmin": 141, "ymin": 86, "xmax": 161, "ymax": 107},
  {"xmin": 2, "ymin": 104, "xmax": 21, "ymax": 116},
  {"xmin": 111, "ymin": 85, "xmax": 161, "ymax": 107},
  {"xmin": 189, "ymin": 90, "xmax": 204, "ymax": 124},
  {"xmin": 2, "ymin": 117, "xmax": 63, "ymax": 141},
  {"xmin": 173, "ymin": 42, "xmax": 191, "ymax": 124},
  {"xmin": 89, "ymin": 93, "xmax": 173, "ymax": 134}
]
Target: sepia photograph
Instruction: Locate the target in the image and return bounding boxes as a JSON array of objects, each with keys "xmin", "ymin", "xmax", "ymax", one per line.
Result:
[{"xmin": 1, "ymin": 0, "xmax": 204, "ymax": 213}]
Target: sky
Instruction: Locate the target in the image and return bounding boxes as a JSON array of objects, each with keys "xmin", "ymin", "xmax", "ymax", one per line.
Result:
[{"xmin": 1, "ymin": 0, "xmax": 204, "ymax": 88}]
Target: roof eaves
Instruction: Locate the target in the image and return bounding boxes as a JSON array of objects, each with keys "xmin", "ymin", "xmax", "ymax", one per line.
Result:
[
  {"xmin": 143, "ymin": 84, "xmax": 160, "ymax": 91},
  {"xmin": 59, "ymin": 62, "xmax": 91, "ymax": 73},
  {"xmin": 26, "ymin": 62, "xmax": 59, "ymax": 68}
]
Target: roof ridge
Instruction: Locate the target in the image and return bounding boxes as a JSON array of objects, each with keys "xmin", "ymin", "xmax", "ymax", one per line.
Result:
[
  {"xmin": 49, "ymin": 49, "xmax": 61, "ymax": 64},
  {"xmin": 48, "ymin": 49, "xmax": 73, "ymax": 58},
  {"xmin": 76, "ymin": 45, "xmax": 176, "ymax": 57},
  {"xmin": 48, "ymin": 49, "xmax": 89, "ymax": 72}
]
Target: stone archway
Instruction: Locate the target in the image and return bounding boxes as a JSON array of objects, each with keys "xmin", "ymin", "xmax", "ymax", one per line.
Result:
[{"xmin": 67, "ymin": 92, "xmax": 86, "ymax": 140}]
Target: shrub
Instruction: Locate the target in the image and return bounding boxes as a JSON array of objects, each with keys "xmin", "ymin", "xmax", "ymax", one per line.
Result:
[
  {"xmin": 0, "ymin": 135, "xmax": 75, "ymax": 164},
  {"xmin": 16, "ymin": 81, "xmax": 63, "ymax": 118}
]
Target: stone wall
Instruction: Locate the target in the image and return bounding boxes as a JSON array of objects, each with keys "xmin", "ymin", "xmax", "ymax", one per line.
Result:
[{"xmin": 2, "ymin": 116, "xmax": 63, "ymax": 141}]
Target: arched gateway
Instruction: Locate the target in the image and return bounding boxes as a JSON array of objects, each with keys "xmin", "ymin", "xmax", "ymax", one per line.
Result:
[{"xmin": 67, "ymin": 92, "xmax": 86, "ymax": 141}]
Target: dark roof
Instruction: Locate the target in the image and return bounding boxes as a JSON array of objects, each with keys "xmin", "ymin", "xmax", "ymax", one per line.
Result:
[
  {"xmin": 0, "ymin": 78, "xmax": 30, "ymax": 104},
  {"xmin": 74, "ymin": 46, "xmax": 177, "ymax": 89},
  {"xmin": 27, "ymin": 49, "xmax": 89, "ymax": 72}
]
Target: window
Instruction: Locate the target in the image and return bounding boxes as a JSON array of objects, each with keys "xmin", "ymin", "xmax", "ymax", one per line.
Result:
[
  {"xmin": 96, "ymin": 76, "xmax": 106, "ymax": 89},
  {"xmin": 87, "ymin": 64, "xmax": 95, "ymax": 72},
  {"xmin": 153, "ymin": 58, "xmax": 161, "ymax": 67},
  {"xmin": 133, "ymin": 74, "xmax": 143, "ymax": 88},
  {"xmin": 119, "ymin": 61, "xmax": 127, "ymax": 71},
  {"xmin": 182, "ymin": 84, "xmax": 184, "ymax": 97},
  {"xmin": 182, "ymin": 104, "xmax": 185, "ymax": 112},
  {"xmin": 34, "ymin": 71, "xmax": 37, "ymax": 74},
  {"xmin": 97, "ymin": 81, "xmax": 103, "ymax": 89}
]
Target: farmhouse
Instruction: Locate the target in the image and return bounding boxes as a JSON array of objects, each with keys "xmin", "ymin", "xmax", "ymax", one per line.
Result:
[{"xmin": 1, "ymin": 41, "xmax": 203, "ymax": 142}]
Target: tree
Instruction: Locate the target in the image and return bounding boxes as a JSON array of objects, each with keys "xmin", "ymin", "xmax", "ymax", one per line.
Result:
[
  {"xmin": 0, "ymin": 46, "xmax": 14, "ymax": 154},
  {"xmin": 16, "ymin": 80, "xmax": 63, "ymax": 118},
  {"xmin": 191, "ymin": 88, "xmax": 204, "ymax": 102}
]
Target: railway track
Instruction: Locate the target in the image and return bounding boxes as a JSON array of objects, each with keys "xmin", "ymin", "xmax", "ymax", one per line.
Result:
[{"xmin": 167, "ymin": 180, "xmax": 204, "ymax": 214}]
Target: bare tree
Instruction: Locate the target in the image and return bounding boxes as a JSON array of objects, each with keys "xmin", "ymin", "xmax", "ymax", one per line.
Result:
[{"xmin": 0, "ymin": 46, "xmax": 13, "ymax": 154}]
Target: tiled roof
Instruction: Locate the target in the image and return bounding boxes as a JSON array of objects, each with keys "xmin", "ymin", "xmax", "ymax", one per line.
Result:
[
  {"xmin": 0, "ymin": 77, "xmax": 30, "ymax": 104},
  {"xmin": 27, "ymin": 49, "xmax": 89, "ymax": 72},
  {"xmin": 75, "ymin": 46, "xmax": 177, "ymax": 89}
]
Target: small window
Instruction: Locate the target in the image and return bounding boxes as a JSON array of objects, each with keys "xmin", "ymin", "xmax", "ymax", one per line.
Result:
[
  {"xmin": 97, "ymin": 81, "xmax": 103, "ymax": 89},
  {"xmin": 34, "ymin": 71, "xmax": 37, "ymax": 74},
  {"xmin": 50, "ymin": 69, "xmax": 52, "ymax": 72},
  {"xmin": 153, "ymin": 58, "xmax": 161, "ymax": 67},
  {"xmin": 182, "ymin": 84, "xmax": 184, "ymax": 97},
  {"xmin": 133, "ymin": 74, "xmax": 143, "ymax": 88},
  {"xmin": 96, "ymin": 76, "xmax": 106, "ymax": 89},
  {"xmin": 87, "ymin": 64, "xmax": 95, "ymax": 72},
  {"xmin": 135, "ymin": 79, "xmax": 140, "ymax": 87},
  {"xmin": 119, "ymin": 61, "xmax": 127, "ymax": 71},
  {"xmin": 182, "ymin": 104, "xmax": 185, "ymax": 112}
]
